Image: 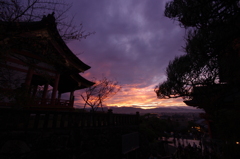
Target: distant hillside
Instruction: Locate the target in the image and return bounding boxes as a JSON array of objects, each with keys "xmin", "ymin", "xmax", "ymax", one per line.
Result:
[{"xmin": 98, "ymin": 106, "xmax": 204, "ymax": 114}]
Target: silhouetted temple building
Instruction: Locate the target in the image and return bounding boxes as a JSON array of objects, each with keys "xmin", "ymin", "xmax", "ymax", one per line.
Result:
[
  {"xmin": 0, "ymin": 14, "xmax": 141, "ymax": 159},
  {"xmin": 0, "ymin": 14, "xmax": 94, "ymax": 109}
]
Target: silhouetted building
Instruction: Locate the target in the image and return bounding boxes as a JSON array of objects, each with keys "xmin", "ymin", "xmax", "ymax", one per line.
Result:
[{"xmin": 0, "ymin": 14, "xmax": 94, "ymax": 109}]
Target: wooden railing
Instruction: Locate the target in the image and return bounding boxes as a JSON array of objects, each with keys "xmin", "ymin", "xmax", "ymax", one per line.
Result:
[
  {"xmin": 32, "ymin": 98, "xmax": 73, "ymax": 108},
  {"xmin": 0, "ymin": 108, "xmax": 139, "ymax": 130},
  {"xmin": 0, "ymin": 99, "xmax": 74, "ymax": 109}
]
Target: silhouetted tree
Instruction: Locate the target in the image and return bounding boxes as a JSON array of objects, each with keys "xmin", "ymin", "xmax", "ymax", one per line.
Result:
[
  {"xmin": 155, "ymin": 1, "xmax": 240, "ymax": 157},
  {"xmin": 156, "ymin": 0, "xmax": 240, "ymax": 103},
  {"xmin": 155, "ymin": 54, "xmax": 219, "ymax": 101},
  {"xmin": 81, "ymin": 77, "xmax": 121, "ymax": 112},
  {"xmin": 164, "ymin": 0, "xmax": 240, "ymax": 28}
]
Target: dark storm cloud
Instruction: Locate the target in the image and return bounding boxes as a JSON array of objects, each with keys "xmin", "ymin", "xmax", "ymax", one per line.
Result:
[{"xmin": 67, "ymin": 0, "xmax": 189, "ymax": 107}]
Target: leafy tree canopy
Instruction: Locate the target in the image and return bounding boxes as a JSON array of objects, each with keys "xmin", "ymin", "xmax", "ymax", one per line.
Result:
[{"xmin": 165, "ymin": 0, "xmax": 240, "ymax": 28}]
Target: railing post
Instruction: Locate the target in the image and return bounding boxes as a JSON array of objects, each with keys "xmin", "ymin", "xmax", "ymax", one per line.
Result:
[
  {"xmin": 42, "ymin": 84, "xmax": 48, "ymax": 105},
  {"xmin": 136, "ymin": 112, "xmax": 140, "ymax": 125},
  {"xmin": 107, "ymin": 109, "xmax": 113, "ymax": 126},
  {"xmin": 52, "ymin": 113, "xmax": 57, "ymax": 128},
  {"xmin": 43, "ymin": 113, "xmax": 49, "ymax": 129},
  {"xmin": 33, "ymin": 112, "xmax": 40, "ymax": 129},
  {"xmin": 92, "ymin": 113, "xmax": 96, "ymax": 127}
]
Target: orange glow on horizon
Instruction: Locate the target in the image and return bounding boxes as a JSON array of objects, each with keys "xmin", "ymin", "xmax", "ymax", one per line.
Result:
[
  {"xmin": 106, "ymin": 83, "xmax": 187, "ymax": 108},
  {"xmin": 74, "ymin": 83, "xmax": 188, "ymax": 109}
]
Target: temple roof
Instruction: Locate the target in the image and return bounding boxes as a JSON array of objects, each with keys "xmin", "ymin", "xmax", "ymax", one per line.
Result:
[
  {"xmin": 0, "ymin": 13, "xmax": 91, "ymax": 73},
  {"xmin": 0, "ymin": 14, "xmax": 95, "ymax": 92}
]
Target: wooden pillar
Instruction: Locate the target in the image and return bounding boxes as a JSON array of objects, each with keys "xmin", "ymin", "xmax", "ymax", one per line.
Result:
[
  {"xmin": 207, "ymin": 120, "xmax": 213, "ymax": 139},
  {"xmin": 51, "ymin": 73, "xmax": 60, "ymax": 106},
  {"xmin": 58, "ymin": 92, "xmax": 62, "ymax": 99},
  {"xmin": 42, "ymin": 84, "xmax": 49, "ymax": 105},
  {"xmin": 31, "ymin": 85, "xmax": 38, "ymax": 98},
  {"xmin": 25, "ymin": 67, "xmax": 34, "ymax": 86},
  {"xmin": 57, "ymin": 92, "xmax": 62, "ymax": 107},
  {"xmin": 70, "ymin": 91, "xmax": 74, "ymax": 107}
]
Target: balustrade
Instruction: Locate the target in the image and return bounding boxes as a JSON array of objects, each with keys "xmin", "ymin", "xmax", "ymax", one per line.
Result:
[
  {"xmin": 31, "ymin": 98, "xmax": 73, "ymax": 108},
  {"xmin": 0, "ymin": 108, "xmax": 139, "ymax": 130}
]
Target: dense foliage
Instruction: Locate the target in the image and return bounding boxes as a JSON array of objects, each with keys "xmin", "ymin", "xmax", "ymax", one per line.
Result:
[{"xmin": 155, "ymin": 0, "xmax": 240, "ymax": 103}]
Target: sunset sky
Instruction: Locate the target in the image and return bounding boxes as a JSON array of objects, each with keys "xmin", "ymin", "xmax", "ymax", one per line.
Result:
[{"xmin": 66, "ymin": 0, "xmax": 189, "ymax": 109}]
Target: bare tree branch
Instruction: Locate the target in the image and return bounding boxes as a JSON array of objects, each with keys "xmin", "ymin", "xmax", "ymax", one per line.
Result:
[
  {"xmin": 81, "ymin": 77, "xmax": 121, "ymax": 112},
  {"xmin": 0, "ymin": 0, "xmax": 95, "ymax": 41}
]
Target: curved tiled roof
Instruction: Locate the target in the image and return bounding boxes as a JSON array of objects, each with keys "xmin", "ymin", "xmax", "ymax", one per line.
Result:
[
  {"xmin": 0, "ymin": 13, "xmax": 91, "ymax": 72},
  {"xmin": 0, "ymin": 14, "xmax": 95, "ymax": 92}
]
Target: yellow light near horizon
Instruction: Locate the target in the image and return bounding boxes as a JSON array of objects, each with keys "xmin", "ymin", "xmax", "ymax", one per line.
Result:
[
  {"xmin": 75, "ymin": 83, "xmax": 188, "ymax": 108},
  {"xmin": 139, "ymin": 106, "xmax": 158, "ymax": 109}
]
